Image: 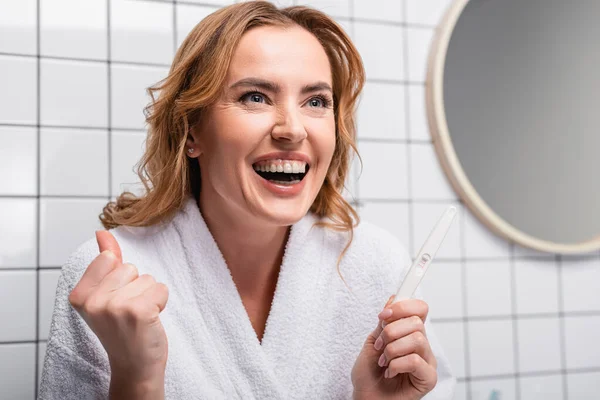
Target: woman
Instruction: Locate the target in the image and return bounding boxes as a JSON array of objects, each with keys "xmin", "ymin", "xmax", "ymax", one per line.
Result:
[{"xmin": 40, "ymin": 2, "xmax": 455, "ymax": 399}]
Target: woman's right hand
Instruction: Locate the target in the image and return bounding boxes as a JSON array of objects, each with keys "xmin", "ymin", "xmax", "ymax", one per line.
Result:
[{"xmin": 68, "ymin": 230, "xmax": 169, "ymax": 399}]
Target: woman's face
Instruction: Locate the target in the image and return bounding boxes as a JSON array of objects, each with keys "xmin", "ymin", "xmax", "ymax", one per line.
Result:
[{"xmin": 188, "ymin": 25, "xmax": 336, "ymax": 226}]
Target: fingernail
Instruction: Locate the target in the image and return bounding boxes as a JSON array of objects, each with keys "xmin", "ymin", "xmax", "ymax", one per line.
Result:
[
  {"xmin": 374, "ymin": 336, "xmax": 383, "ymax": 351},
  {"xmin": 378, "ymin": 308, "xmax": 393, "ymax": 319},
  {"xmin": 101, "ymin": 250, "xmax": 115, "ymax": 259},
  {"xmin": 384, "ymin": 368, "xmax": 391, "ymax": 378},
  {"xmin": 378, "ymin": 353, "xmax": 386, "ymax": 367}
]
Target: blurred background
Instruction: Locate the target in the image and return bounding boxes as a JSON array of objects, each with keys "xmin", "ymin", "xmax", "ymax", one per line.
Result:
[{"xmin": 0, "ymin": 0, "xmax": 599, "ymax": 399}]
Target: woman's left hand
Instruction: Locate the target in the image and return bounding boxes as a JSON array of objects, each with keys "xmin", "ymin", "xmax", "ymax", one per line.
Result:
[{"xmin": 351, "ymin": 296, "xmax": 438, "ymax": 400}]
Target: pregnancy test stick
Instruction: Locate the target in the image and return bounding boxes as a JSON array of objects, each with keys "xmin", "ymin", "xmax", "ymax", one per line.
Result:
[{"xmin": 392, "ymin": 206, "xmax": 457, "ymax": 303}]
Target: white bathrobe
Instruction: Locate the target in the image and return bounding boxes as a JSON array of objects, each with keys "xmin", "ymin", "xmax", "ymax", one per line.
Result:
[{"xmin": 40, "ymin": 197, "xmax": 455, "ymax": 399}]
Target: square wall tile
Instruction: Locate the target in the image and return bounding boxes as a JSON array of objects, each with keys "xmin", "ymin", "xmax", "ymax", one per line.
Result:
[
  {"xmin": 111, "ymin": 64, "xmax": 169, "ymax": 130},
  {"xmin": 175, "ymin": 4, "xmax": 217, "ymax": 49},
  {"xmin": 466, "ymin": 260, "xmax": 511, "ymax": 317},
  {"xmin": 296, "ymin": 0, "xmax": 350, "ymax": 18},
  {"xmin": 41, "ymin": 0, "xmax": 107, "ymax": 59},
  {"xmin": 412, "ymin": 202, "xmax": 461, "ymax": 259},
  {"xmin": 513, "ymin": 242, "xmax": 556, "ymax": 258},
  {"xmin": 454, "ymin": 382, "xmax": 467, "ymax": 400},
  {"xmin": 354, "ymin": 0, "xmax": 402, "ymax": 23},
  {"xmin": 354, "ymin": 21, "xmax": 404, "ymax": 81},
  {"xmin": 359, "ymin": 201, "xmax": 410, "ymax": 251},
  {"xmin": 0, "ymin": 198, "xmax": 37, "ymax": 268},
  {"xmin": 0, "ymin": 55, "xmax": 37, "ymax": 124},
  {"xmin": 41, "ymin": 59, "xmax": 108, "ymax": 127},
  {"xmin": 519, "ymin": 374, "xmax": 563, "ymax": 400},
  {"xmin": 41, "ymin": 128, "xmax": 109, "ymax": 196},
  {"xmin": 514, "ymin": 258, "xmax": 559, "ymax": 315},
  {"xmin": 111, "ymin": 130, "xmax": 146, "ymax": 197},
  {"xmin": 357, "ymin": 142, "xmax": 408, "ymax": 200},
  {"xmin": 0, "ymin": 0, "xmax": 36, "ymax": 55},
  {"xmin": 0, "ymin": 126, "xmax": 37, "ymax": 196},
  {"xmin": 564, "ymin": 315, "xmax": 600, "ymax": 370},
  {"xmin": 39, "ymin": 269, "xmax": 62, "ymax": 340},
  {"xmin": 0, "ymin": 271, "xmax": 36, "ymax": 341},
  {"xmin": 408, "ymin": 85, "xmax": 431, "ymax": 141},
  {"xmin": 567, "ymin": 371, "xmax": 600, "ymax": 400},
  {"xmin": 356, "ymin": 82, "xmax": 406, "ymax": 140},
  {"xmin": 40, "ymin": 198, "xmax": 105, "ymax": 267},
  {"xmin": 410, "ymin": 143, "xmax": 456, "ymax": 200},
  {"xmin": 190, "ymin": 0, "xmax": 233, "ymax": 4},
  {"xmin": 561, "ymin": 256, "xmax": 600, "ymax": 312},
  {"xmin": 421, "ymin": 261, "xmax": 462, "ymax": 319},
  {"xmin": 406, "ymin": 27, "xmax": 435, "ymax": 83},
  {"xmin": 0, "ymin": 344, "xmax": 36, "ymax": 400},
  {"xmin": 463, "ymin": 210, "xmax": 510, "ymax": 258},
  {"xmin": 468, "ymin": 320, "xmax": 515, "ymax": 377},
  {"xmin": 111, "ymin": 0, "xmax": 174, "ymax": 64},
  {"xmin": 429, "ymin": 321, "xmax": 465, "ymax": 378},
  {"xmin": 405, "ymin": 0, "xmax": 452, "ymax": 26},
  {"xmin": 469, "ymin": 378, "xmax": 516, "ymax": 400},
  {"xmin": 333, "ymin": 18, "xmax": 352, "ymax": 40},
  {"xmin": 517, "ymin": 318, "xmax": 561, "ymax": 373}
]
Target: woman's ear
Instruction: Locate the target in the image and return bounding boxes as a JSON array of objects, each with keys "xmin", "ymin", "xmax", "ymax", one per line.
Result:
[{"xmin": 186, "ymin": 127, "xmax": 202, "ymax": 158}]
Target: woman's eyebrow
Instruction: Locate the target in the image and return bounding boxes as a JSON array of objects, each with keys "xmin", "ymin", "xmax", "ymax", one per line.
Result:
[{"xmin": 229, "ymin": 78, "xmax": 332, "ymax": 94}]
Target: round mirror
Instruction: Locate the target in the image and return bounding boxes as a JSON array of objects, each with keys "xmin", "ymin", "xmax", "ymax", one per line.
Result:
[{"xmin": 427, "ymin": 0, "xmax": 600, "ymax": 254}]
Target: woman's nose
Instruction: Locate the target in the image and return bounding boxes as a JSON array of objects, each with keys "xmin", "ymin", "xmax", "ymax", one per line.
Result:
[{"xmin": 271, "ymin": 106, "xmax": 307, "ymax": 143}]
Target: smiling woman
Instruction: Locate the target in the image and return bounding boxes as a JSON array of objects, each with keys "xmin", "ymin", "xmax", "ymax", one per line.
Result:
[{"xmin": 39, "ymin": 2, "xmax": 455, "ymax": 400}]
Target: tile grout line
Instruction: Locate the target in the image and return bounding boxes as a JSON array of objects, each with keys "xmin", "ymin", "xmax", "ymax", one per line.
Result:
[
  {"xmin": 108, "ymin": 0, "xmax": 113, "ymax": 201},
  {"xmin": 509, "ymin": 243, "xmax": 521, "ymax": 399},
  {"xmin": 34, "ymin": 0, "xmax": 41, "ymax": 397},
  {"xmin": 401, "ymin": 0, "xmax": 414, "ymax": 258},
  {"xmin": 557, "ymin": 254, "xmax": 569, "ymax": 399},
  {"xmin": 459, "ymin": 199, "xmax": 472, "ymax": 399}
]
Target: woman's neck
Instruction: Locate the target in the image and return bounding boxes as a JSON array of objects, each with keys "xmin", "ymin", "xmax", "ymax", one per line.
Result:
[{"xmin": 197, "ymin": 195, "xmax": 290, "ymax": 297}]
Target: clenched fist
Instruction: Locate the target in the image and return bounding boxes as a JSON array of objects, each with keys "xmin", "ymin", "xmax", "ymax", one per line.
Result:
[{"xmin": 68, "ymin": 230, "xmax": 169, "ymax": 399}]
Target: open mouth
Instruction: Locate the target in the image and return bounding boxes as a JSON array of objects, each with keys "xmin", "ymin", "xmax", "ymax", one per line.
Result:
[{"xmin": 252, "ymin": 160, "xmax": 310, "ymax": 185}]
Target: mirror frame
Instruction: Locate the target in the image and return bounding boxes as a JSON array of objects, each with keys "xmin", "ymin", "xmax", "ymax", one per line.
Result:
[{"xmin": 426, "ymin": 0, "xmax": 600, "ymax": 254}]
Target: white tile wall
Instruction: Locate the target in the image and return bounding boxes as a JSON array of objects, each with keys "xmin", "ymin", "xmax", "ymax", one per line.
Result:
[
  {"xmin": 514, "ymin": 258, "xmax": 559, "ymax": 314},
  {"xmin": 0, "ymin": 55, "xmax": 37, "ymax": 124},
  {"xmin": 357, "ymin": 82, "xmax": 406, "ymax": 140},
  {"xmin": 354, "ymin": 0, "xmax": 403, "ymax": 23},
  {"xmin": 175, "ymin": 4, "xmax": 217, "ymax": 49},
  {"xmin": 519, "ymin": 374, "xmax": 564, "ymax": 400},
  {"xmin": 0, "ymin": 198, "xmax": 37, "ymax": 268},
  {"xmin": 561, "ymin": 256, "xmax": 600, "ymax": 312},
  {"xmin": 40, "ymin": 0, "xmax": 107, "ymax": 60},
  {"xmin": 0, "ymin": 126, "xmax": 37, "ymax": 196},
  {"xmin": 469, "ymin": 378, "xmax": 516, "ymax": 400},
  {"xmin": 1, "ymin": 0, "xmax": 599, "ymax": 398},
  {"xmin": 40, "ymin": 59, "xmax": 108, "ymax": 127},
  {"xmin": 465, "ymin": 260, "xmax": 512, "ymax": 317},
  {"xmin": 39, "ymin": 198, "xmax": 105, "ymax": 267},
  {"xmin": 564, "ymin": 315, "xmax": 600, "ymax": 370},
  {"xmin": 40, "ymin": 128, "xmax": 109, "ymax": 196},
  {"xmin": 110, "ymin": 0, "xmax": 173, "ymax": 65},
  {"xmin": 353, "ymin": 21, "xmax": 404, "ymax": 81},
  {"xmin": 0, "ymin": 0, "xmax": 36, "ymax": 55},
  {"xmin": 517, "ymin": 318, "xmax": 562, "ymax": 373},
  {"xmin": 468, "ymin": 320, "xmax": 515, "ymax": 376},
  {"xmin": 421, "ymin": 261, "xmax": 463, "ymax": 319},
  {"xmin": 0, "ymin": 271, "xmax": 36, "ymax": 341},
  {"xmin": 0, "ymin": 344, "xmax": 36, "ymax": 400},
  {"xmin": 110, "ymin": 64, "xmax": 169, "ymax": 129}
]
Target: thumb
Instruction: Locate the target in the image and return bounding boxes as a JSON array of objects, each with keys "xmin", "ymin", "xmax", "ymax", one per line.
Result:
[{"xmin": 95, "ymin": 230, "xmax": 123, "ymax": 263}]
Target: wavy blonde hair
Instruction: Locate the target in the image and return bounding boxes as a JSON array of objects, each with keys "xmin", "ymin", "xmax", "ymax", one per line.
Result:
[{"xmin": 101, "ymin": 1, "xmax": 365, "ymax": 268}]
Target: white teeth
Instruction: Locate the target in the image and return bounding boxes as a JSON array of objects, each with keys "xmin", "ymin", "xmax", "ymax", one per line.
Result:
[{"xmin": 253, "ymin": 159, "xmax": 308, "ymax": 174}]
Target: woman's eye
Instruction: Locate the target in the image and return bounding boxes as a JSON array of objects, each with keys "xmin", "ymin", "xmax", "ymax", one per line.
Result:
[
  {"xmin": 241, "ymin": 92, "xmax": 266, "ymax": 104},
  {"xmin": 308, "ymin": 96, "xmax": 331, "ymax": 108},
  {"xmin": 309, "ymin": 98, "xmax": 323, "ymax": 107}
]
